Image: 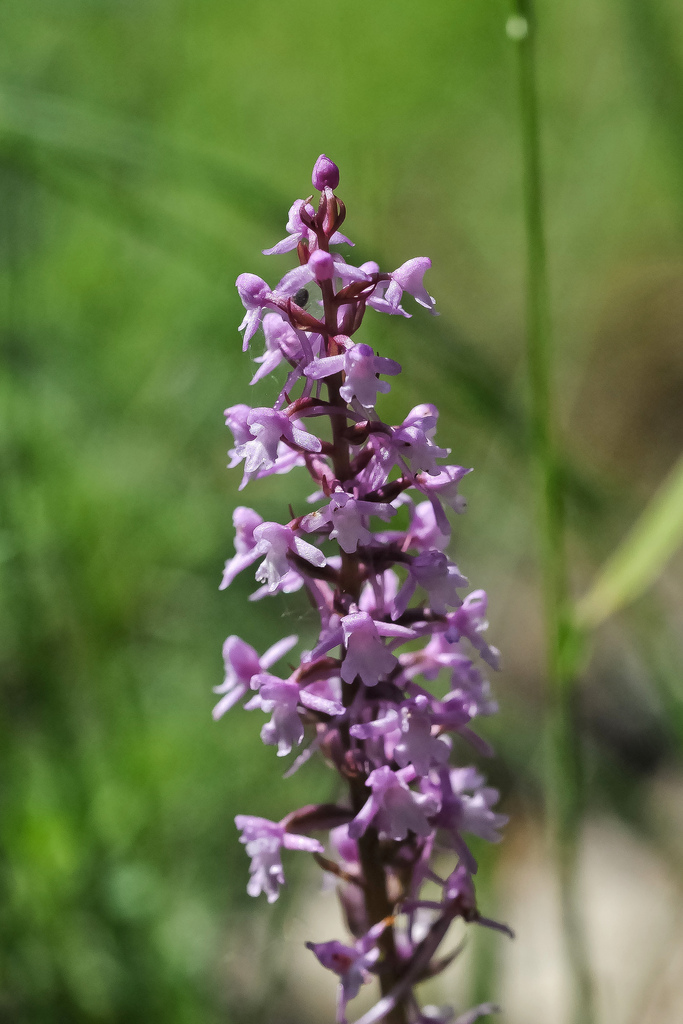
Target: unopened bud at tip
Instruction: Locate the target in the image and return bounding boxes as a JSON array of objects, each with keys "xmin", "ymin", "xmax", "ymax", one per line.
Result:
[
  {"xmin": 312, "ymin": 153, "xmax": 340, "ymax": 191},
  {"xmin": 308, "ymin": 249, "xmax": 335, "ymax": 282}
]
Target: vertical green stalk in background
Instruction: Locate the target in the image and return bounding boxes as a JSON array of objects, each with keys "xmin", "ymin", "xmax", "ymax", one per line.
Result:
[{"xmin": 508, "ymin": 3, "xmax": 595, "ymax": 1022}]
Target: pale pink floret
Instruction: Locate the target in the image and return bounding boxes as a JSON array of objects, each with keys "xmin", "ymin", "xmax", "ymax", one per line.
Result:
[
  {"xmin": 235, "ymin": 408, "xmax": 321, "ymax": 473},
  {"xmin": 262, "ymin": 199, "xmax": 316, "ymax": 256},
  {"xmin": 252, "ymin": 522, "xmax": 326, "ymax": 593},
  {"xmin": 227, "ymin": 408, "xmax": 320, "ymax": 490},
  {"xmin": 250, "ymin": 314, "xmax": 303, "ymax": 384},
  {"xmin": 394, "ymin": 695, "xmax": 451, "ymax": 777},
  {"xmin": 407, "ymin": 500, "xmax": 449, "ymax": 551},
  {"xmin": 219, "ymin": 506, "xmax": 264, "ymax": 590},
  {"xmin": 262, "ymin": 197, "xmax": 354, "ymax": 257},
  {"xmin": 341, "ymin": 344, "xmax": 401, "ymax": 408},
  {"xmin": 275, "ymin": 255, "xmax": 370, "ymax": 303},
  {"xmin": 236, "ymin": 273, "xmax": 281, "ymax": 350},
  {"xmin": 386, "ymin": 257, "xmax": 437, "ymax": 314},
  {"xmin": 393, "ymin": 550, "xmax": 468, "ymax": 619},
  {"xmin": 225, "ymin": 403, "xmax": 253, "ymax": 466},
  {"xmin": 365, "ymin": 258, "xmax": 436, "ymax": 318},
  {"xmin": 301, "ymin": 491, "xmax": 396, "ymax": 553},
  {"xmin": 446, "ymin": 590, "xmax": 501, "ymax": 670},
  {"xmin": 212, "ymin": 634, "xmax": 298, "ymax": 720},
  {"xmin": 411, "ymin": 551, "xmax": 467, "ymax": 613},
  {"xmin": 246, "ymin": 671, "xmax": 344, "ymax": 756},
  {"xmin": 305, "ymin": 341, "xmax": 401, "ymax": 410},
  {"xmin": 340, "ymin": 611, "xmax": 414, "ymax": 687},
  {"xmin": 235, "ymin": 815, "xmax": 323, "ymax": 903},
  {"xmin": 250, "ymin": 677, "xmax": 304, "ymax": 757},
  {"xmin": 449, "ymin": 767, "xmax": 508, "ymax": 843},
  {"xmin": 306, "ymin": 917, "xmax": 390, "ymax": 1024},
  {"xmin": 348, "ymin": 765, "xmax": 438, "ymax": 841}
]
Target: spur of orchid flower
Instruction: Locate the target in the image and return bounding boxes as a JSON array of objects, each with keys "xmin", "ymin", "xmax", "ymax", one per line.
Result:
[{"xmin": 217, "ymin": 152, "xmax": 510, "ymax": 1024}]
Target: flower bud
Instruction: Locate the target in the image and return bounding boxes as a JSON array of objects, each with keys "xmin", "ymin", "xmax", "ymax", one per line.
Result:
[
  {"xmin": 308, "ymin": 249, "xmax": 335, "ymax": 282},
  {"xmin": 312, "ymin": 153, "xmax": 340, "ymax": 191}
]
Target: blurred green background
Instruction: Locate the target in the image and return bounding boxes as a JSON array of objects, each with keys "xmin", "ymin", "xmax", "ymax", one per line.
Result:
[{"xmin": 2, "ymin": 1, "xmax": 683, "ymax": 1022}]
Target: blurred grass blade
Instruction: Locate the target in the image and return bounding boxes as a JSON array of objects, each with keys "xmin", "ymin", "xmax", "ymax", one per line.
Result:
[
  {"xmin": 0, "ymin": 82, "xmax": 285, "ymax": 223},
  {"xmin": 576, "ymin": 452, "xmax": 683, "ymax": 630},
  {"xmin": 510, "ymin": 2, "xmax": 595, "ymax": 1021},
  {"xmin": 622, "ymin": 0, "xmax": 683, "ymax": 209},
  {"xmin": 403, "ymin": 314, "xmax": 526, "ymax": 441}
]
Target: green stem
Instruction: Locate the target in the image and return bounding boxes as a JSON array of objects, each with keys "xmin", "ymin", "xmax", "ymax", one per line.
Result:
[{"xmin": 509, "ymin": 4, "xmax": 595, "ymax": 1021}]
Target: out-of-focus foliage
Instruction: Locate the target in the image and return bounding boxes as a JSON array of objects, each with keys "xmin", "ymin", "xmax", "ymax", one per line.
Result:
[{"xmin": 1, "ymin": 1, "xmax": 682, "ymax": 1022}]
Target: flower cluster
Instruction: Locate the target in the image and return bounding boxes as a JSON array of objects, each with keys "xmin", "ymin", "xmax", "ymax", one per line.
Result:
[{"xmin": 218, "ymin": 154, "xmax": 510, "ymax": 1024}]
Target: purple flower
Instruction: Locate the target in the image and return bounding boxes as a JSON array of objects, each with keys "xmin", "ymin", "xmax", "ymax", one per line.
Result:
[
  {"xmin": 275, "ymin": 256, "xmax": 371, "ymax": 307},
  {"xmin": 306, "ymin": 917, "xmax": 391, "ymax": 1024},
  {"xmin": 219, "ymin": 506, "xmax": 263, "ymax": 590},
  {"xmin": 250, "ymin": 314, "xmax": 305, "ymax": 384},
  {"xmin": 341, "ymin": 613, "xmax": 399, "ymax": 687},
  {"xmin": 406, "ymin": 500, "xmax": 450, "ymax": 551},
  {"xmin": 213, "ymin": 634, "xmax": 297, "ymax": 720},
  {"xmin": 235, "ymin": 815, "xmax": 323, "ymax": 903},
  {"xmin": 416, "ymin": 464, "xmax": 471, "ymax": 533},
  {"xmin": 330, "ymin": 823, "xmax": 360, "ymax": 867},
  {"xmin": 366, "ymin": 258, "xmax": 436, "ymax": 317},
  {"xmin": 247, "ymin": 672, "xmax": 344, "ymax": 756},
  {"xmin": 393, "ymin": 695, "xmax": 451, "ymax": 776},
  {"xmin": 252, "ymin": 521, "xmax": 326, "ymax": 593},
  {"xmin": 358, "ymin": 569, "xmax": 400, "ymax": 618},
  {"xmin": 334, "ymin": 611, "xmax": 414, "ymax": 687},
  {"xmin": 425, "ymin": 767, "xmax": 508, "ymax": 855},
  {"xmin": 400, "ymin": 632, "xmax": 475, "ymax": 688},
  {"xmin": 356, "ymin": 406, "xmax": 448, "ymax": 491},
  {"xmin": 220, "ymin": 518, "xmax": 325, "ymax": 593},
  {"xmin": 236, "ymin": 273, "xmax": 282, "ymax": 350},
  {"xmin": 393, "ymin": 406, "xmax": 450, "ymax": 476},
  {"xmin": 349, "ymin": 707, "xmax": 401, "ymax": 765},
  {"xmin": 236, "ymin": 263, "xmax": 338, "ymax": 350},
  {"xmin": 305, "ymin": 341, "xmax": 401, "ymax": 410},
  {"xmin": 307, "ymin": 938, "xmax": 375, "ymax": 1017},
  {"xmin": 386, "ymin": 257, "xmax": 437, "ymax": 314},
  {"xmin": 263, "ymin": 197, "xmax": 354, "ymax": 257},
  {"xmin": 394, "ymin": 550, "xmax": 468, "ymax": 619},
  {"xmin": 446, "ymin": 590, "xmax": 501, "ymax": 670},
  {"xmin": 225, "ymin": 403, "xmax": 253, "ymax": 462},
  {"xmin": 301, "ymin": 491, "xmax": 396, "ymax": 553},
  {"xmin": 247, "ymin": 677, "xmax": 305, "ymax": 756},
  {"xmin": 232, "ymin": 407, "xmax": 321, "ymax": 484},
  {"xmin": 262, "ymin": 199, "xmax": 315, "ymax": 256},
  {"xmin": 226, "ymin": 404, "xmax": 306, "ymax": 487},
  {"xmin": 348, "ymin": 765, "xmax": 438, "ymax": 841},
  {"xmin": 222, "ymin": 155, "xmax": 508, "ymax": 1024},
  {"xmin": 449, "ymin": 767, "xmax": 508, "ymax": 843}
]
